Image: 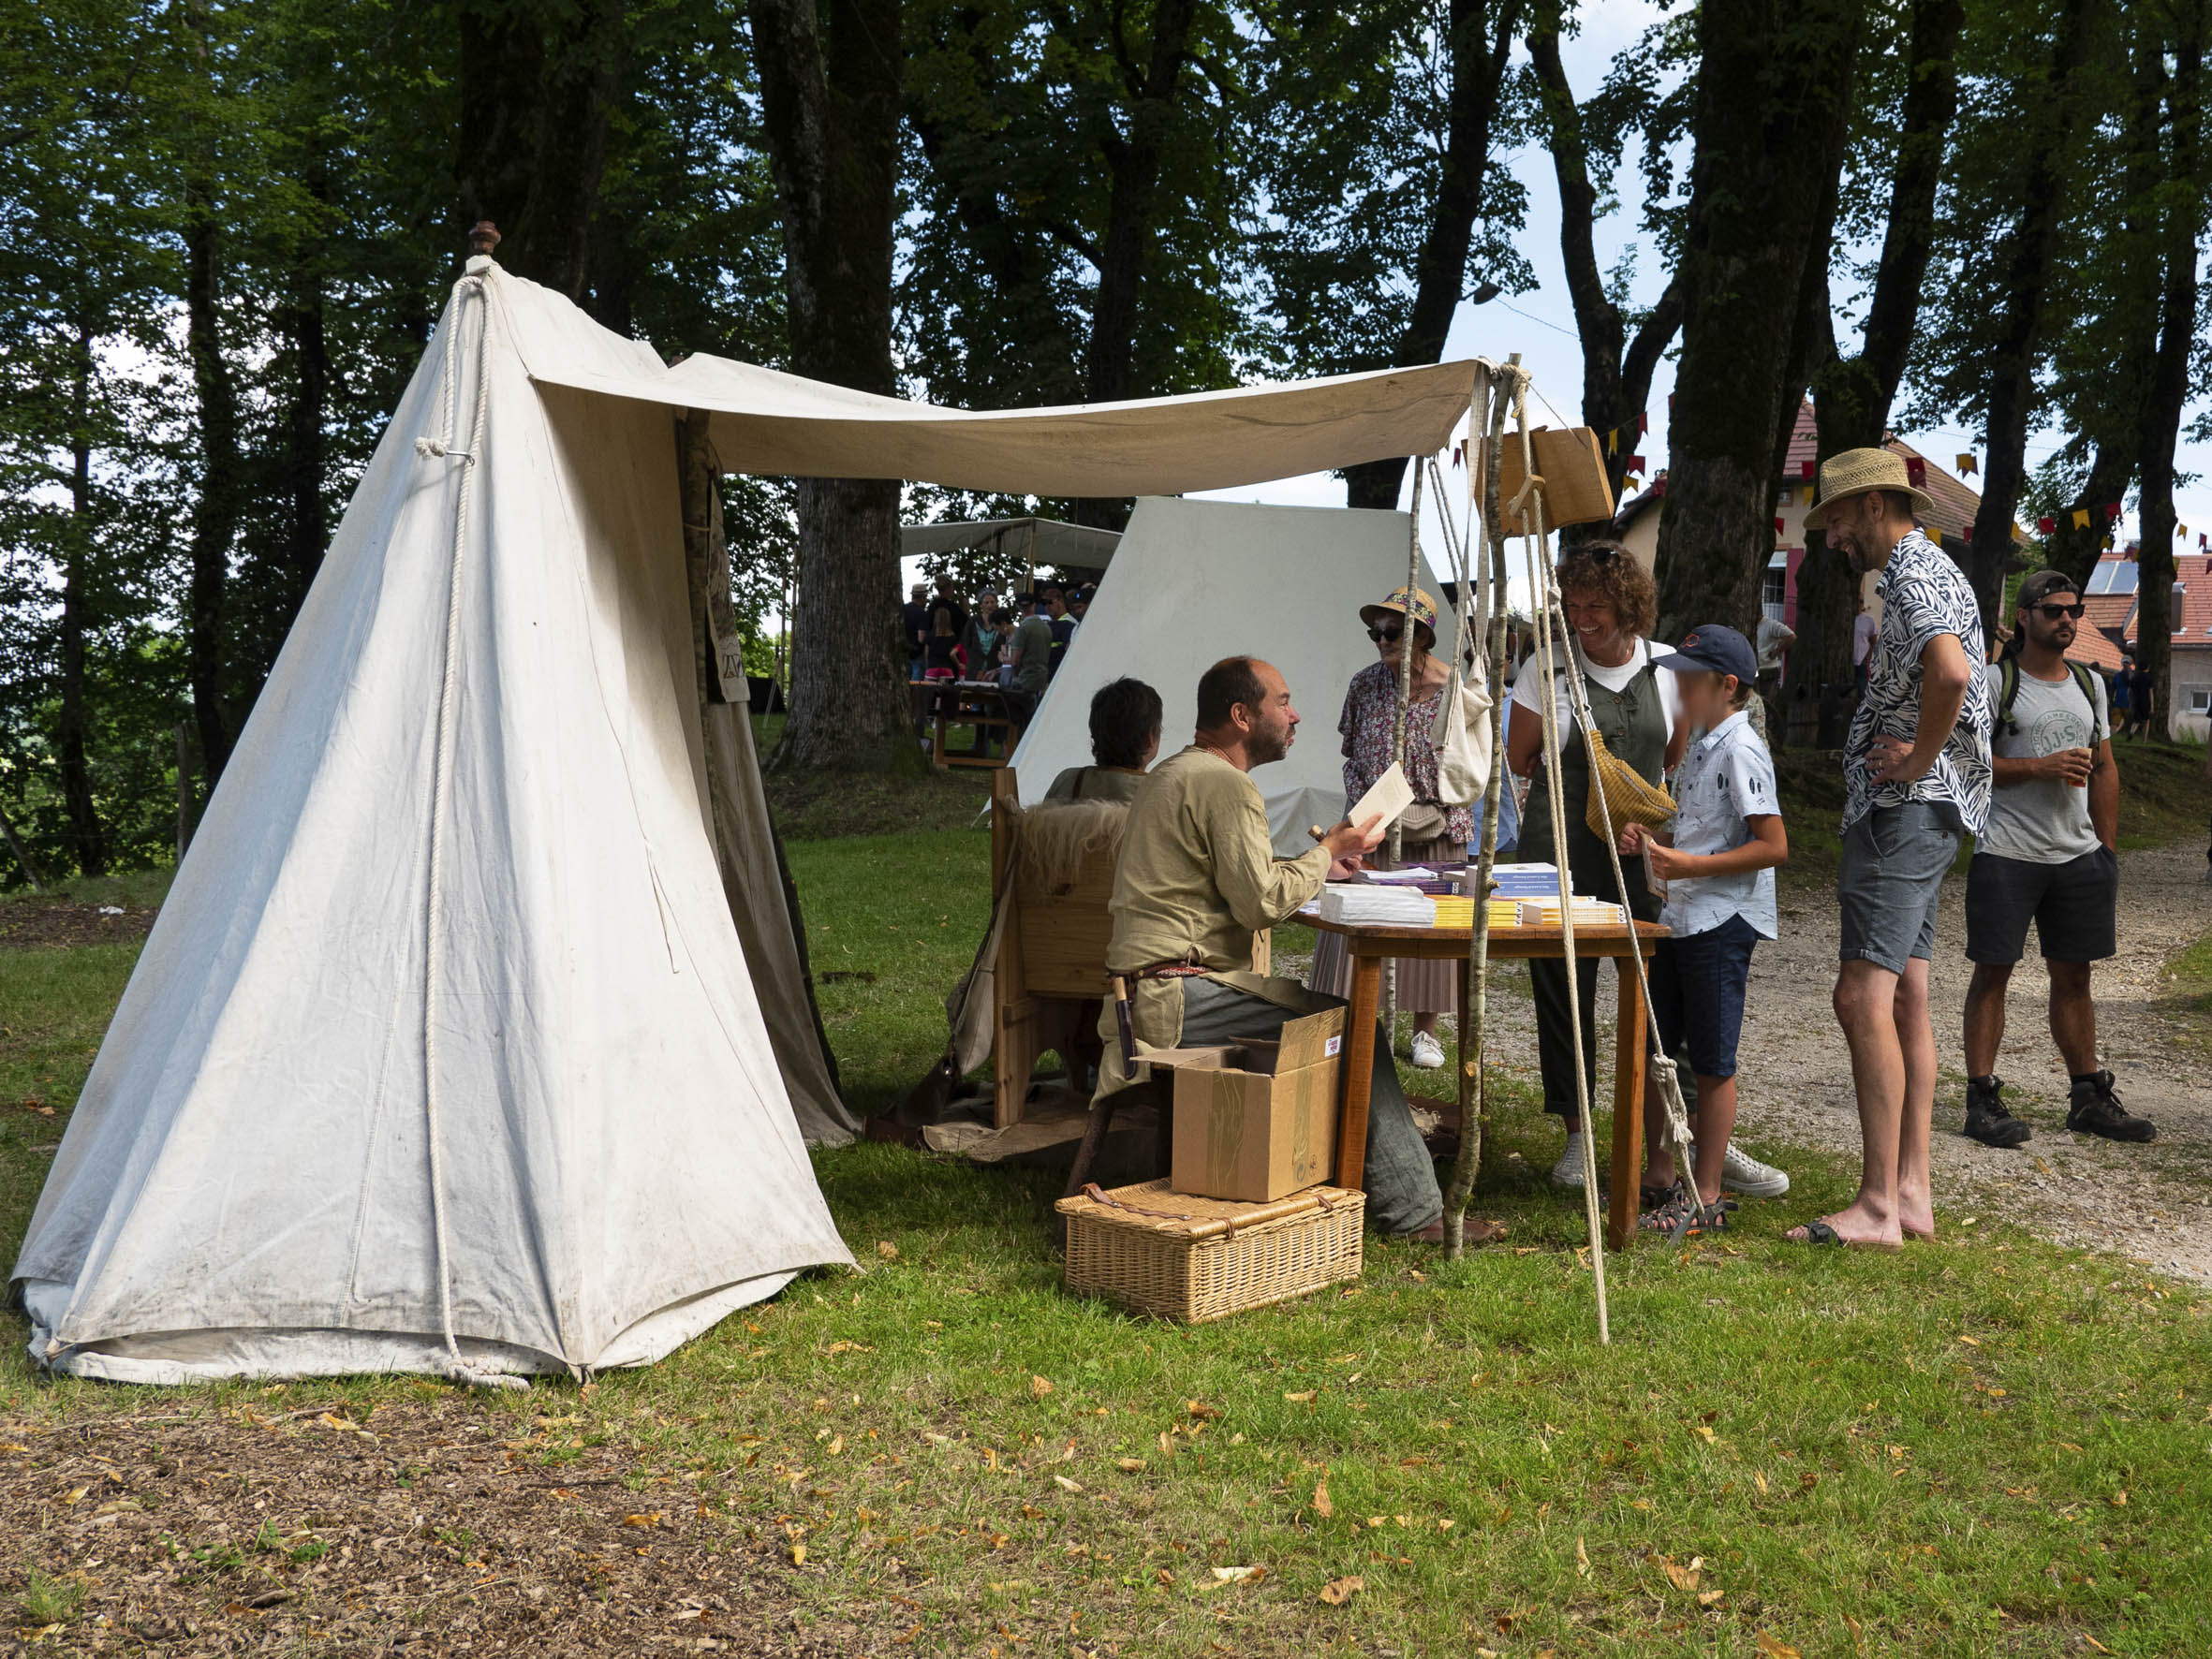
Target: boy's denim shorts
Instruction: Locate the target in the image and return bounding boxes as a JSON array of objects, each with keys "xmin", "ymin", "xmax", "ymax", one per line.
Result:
[
  {"xmin": 1838, "ymin": 802, "xmax": 1960, "ymax": 973},
  {"xmin": 1650, "ymin": 914, "xmax": 1760, "ymax": 1080}
]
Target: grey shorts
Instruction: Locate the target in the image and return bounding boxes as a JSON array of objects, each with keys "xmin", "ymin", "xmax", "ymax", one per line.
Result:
[
  {"xmin": 1838, "ymin": 803, "xmax": 1961, "ymax": 973},
  {"xmin": 1965, "ymin": 847, "xmax": 2118, "ymax": 964}
]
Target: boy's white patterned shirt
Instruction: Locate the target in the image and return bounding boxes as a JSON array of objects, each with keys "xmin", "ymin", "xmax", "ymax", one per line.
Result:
[
  {"xmin": 1842, "ymin": 529, "xmax": 1992, "ymax": 834},
  {"xmin": 1662, "ymin": 710, "xmax": 1778, "ymax": 941}
]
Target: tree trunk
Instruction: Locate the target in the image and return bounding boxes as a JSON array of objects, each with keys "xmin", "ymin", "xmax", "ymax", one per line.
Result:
[
  {"xmin": 1966, "ymin": 0, "xmax": 2098, "ymax": 630},
  {"xmin": 1344, "ymin": 0, "xmax": 1522, "ymax": 510},
  {"xmin": 454, "ymin": 0, "xmax": 625, "ymax": 301},
  {"xmin": 749, "ymin": 0, "xmax": 915, "ymax": 771},
  {"xmin": 1526, "ymin": 0, "xmax": 1685, "ymax": 515},
  {"xmin": 1652, "ymin": 0, "xmax": 1865, "ymax": 637},
  {"xmin": 59, "ymin": 319, "xmax": 106, "ymax": 877},
  {"xmin": 2042, "ymin": 443, "xmax": 2135, "ymax": 589},
  {"xmin": 2132, "ymin": 0, "xmax": 2205, "ymax": 733},
  {"xmin": 1797, "ymin": 0, "xmax": 1966, "ymax": 689},
  {"xmin": 182, "ymin": 58, "xmax": 241, "ymax": 783}
]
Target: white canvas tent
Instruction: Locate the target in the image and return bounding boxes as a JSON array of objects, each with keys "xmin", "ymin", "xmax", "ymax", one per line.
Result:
[
  {"xmin": 900, "ymin": 517, "xmax": 1122, "ymax": 573},
  {"xmin": 13, "ymin": 257, "xmax": 1476, "ymax": 1384},
  {"xmin": 1009, "ymin": 498, "xmax": 1446, "ymax": 851}
]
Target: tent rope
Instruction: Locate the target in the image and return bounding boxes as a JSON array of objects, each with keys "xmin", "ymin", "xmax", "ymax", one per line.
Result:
[
  {"xmin": 1502, "ymin": 371, "xmax": 1699, "ymax": 1287},
  {"xmin": 420, "ymin": 265, "xmax": 529, "ymax": 1393}
]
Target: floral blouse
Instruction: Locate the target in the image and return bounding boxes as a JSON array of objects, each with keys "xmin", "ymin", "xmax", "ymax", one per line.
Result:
[{"xmin": 1338, "ymin": 659, "xmax": 1474, "ymax": 846}]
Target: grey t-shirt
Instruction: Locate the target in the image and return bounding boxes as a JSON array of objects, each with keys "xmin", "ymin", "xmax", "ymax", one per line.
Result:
[{"xmin": 1979, "ymin": 661, "xmax": 2107, "ymax": 863}]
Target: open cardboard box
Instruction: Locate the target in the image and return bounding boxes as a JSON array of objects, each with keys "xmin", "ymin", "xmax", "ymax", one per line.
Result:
[{"xmin": 1149, "ymin": 998, "xmax": 1346, "ymax": 1204}]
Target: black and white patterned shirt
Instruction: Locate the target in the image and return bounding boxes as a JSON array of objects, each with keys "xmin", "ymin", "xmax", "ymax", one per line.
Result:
[{"xmin": 1842, "ymin": 529, "xmax": 1993, "ymax": 834}]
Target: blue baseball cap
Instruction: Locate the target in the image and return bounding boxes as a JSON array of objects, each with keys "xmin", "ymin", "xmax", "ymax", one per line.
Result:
[{"xmin": 1659, "ymin": 623, "xmax": 1758, "ymax": 684}]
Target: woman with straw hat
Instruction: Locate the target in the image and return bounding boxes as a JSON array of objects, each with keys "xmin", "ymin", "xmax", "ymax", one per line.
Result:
[{"xmin": 1307, "ymin": 584, "xmax": 1468, "ymax": 1069}]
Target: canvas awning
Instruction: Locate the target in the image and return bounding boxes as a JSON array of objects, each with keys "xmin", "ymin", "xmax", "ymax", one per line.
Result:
[
  {"xmin": 900, "ymin": 518, "xmax": 1122, "ymax": 572},
  {"xmin": 500, "ymin": 296, "xmax": 1478, "ymax": 494}
]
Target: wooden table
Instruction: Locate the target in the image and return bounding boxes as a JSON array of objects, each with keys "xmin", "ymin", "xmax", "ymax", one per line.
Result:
[
  {"xmin": 913, "ymin": 680, "xmax": 1019, "ymax": 769},
  {"xmin": 1305, "ymin": 914, "xmax": 1668, "ymax": 1251}
]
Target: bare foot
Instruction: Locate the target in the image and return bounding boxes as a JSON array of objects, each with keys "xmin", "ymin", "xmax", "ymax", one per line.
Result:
[{"xmin": 1783, "ymin": 1207, "xmax": 1903, "ymax": 1250}]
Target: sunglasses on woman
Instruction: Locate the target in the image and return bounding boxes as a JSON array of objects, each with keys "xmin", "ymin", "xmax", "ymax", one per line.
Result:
[
  {"xmin": 2032, "ymin": 601, "xmax": 2086, "ymax": 621},
  {"xmin": 1367, "ymin": 625, "xmax": 1404, "ymax": 643}
]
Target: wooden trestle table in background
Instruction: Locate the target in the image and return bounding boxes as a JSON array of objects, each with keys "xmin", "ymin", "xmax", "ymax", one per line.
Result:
[{"xmin": 1304, "ymin": 915, "xmax": 1670, "ymax": 1251}]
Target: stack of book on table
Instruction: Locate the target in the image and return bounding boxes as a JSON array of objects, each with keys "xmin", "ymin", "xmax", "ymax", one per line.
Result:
[
  {"xmin": 1512, "ymin": 897, "xmax": 1630, "ymax": 928},
  {"xmin": 1317, "ymin": 883, "xmax": 1435, "ymax": 927}
]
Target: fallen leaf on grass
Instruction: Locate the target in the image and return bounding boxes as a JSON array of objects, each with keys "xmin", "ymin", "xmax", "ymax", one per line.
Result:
[
  {"xmin": 877, "ymin": 1241, "xmax": 900, "ymax": 1259},
  {"xmin": 1754, "ymin": 1471, "xmax": 1769, "ymax": 1496},
  {"xmin": 1284, "ymin": 1390, "xmax": 1316, "ymax": 1403},
  {"xmin": 1115, "ymin": 1458, "xmax": 1145, "ymax": 1472},
  {"xmin": 2110, "ymin": 1491, "xmax": 2128, "ymax": 1506},
  {"xmin": 826, "ymin": 1340, "xmax": 872, "ymax": 1355},
  {"xmin": 1698, "ymin": 1590, "xmax": 1725, "ymax": 1608},
  {"xmin": 789, "ymin": 1541, "xmax": 807, "ymax": 1565},
  {"xmin": 1030, "ymin": 1374, "xmax": 1054, "ymax": 1398},
  {"xmin": 317, "ymin": 1413, "xmax": 361, "ymax": 1433},
  {"xmin": 1211, "ymin": 1565, "xmax": 1262, "ymax": 1585},
  {"xmin": 1575, "ymin": 1536, "xmax": 1590, "ymax": 1578},
  {"xmin": 623, "ymin": 1513, "xmax": 661, "ymax": 1529},
  {"xmin": 1054, "ymin": 1475, "xmax": 1083, "ymax": 1493},
  {"xmin": 1692, "ymin": 1425, "xmax": 1716, "ymax": 1443},
  {"xmin": 1318, "ymin": 1575, "xmax": 1364, "ymax": 1606},
  {"xmin": 1313, "ymin": 1479, "xmax": 1333, "ymax": 1520},
  {"xmin": 1755, "ymin": 1635, "xmax": 1800, "ymax": 1659},
  {"xmin": 1957, "ymin": 1333, "xmax": 1980, "ymax": 1346},
  {"xmin": 1659, "ymin": 1554, "xmax": 1703, "ymax": 1592},
  {"xmin": 2082, "ymin": 1637, "xmax": 2111, "ymax": 1654}
]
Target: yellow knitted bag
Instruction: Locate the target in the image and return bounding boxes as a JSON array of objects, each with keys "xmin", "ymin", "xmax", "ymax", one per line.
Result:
[{"xmin": 1582, "ymin": 722, "xmax": 1675, "ymax": 840}]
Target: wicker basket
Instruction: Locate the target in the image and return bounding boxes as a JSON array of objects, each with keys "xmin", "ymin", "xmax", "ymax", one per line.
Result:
[
  {"xmin": 1582, "ymin": 722, "xmax": 1675, "ymax": 840},
  {"xmin": 1055, "ymin": 1180, "xmax": 1364, "ymax": 1323}
]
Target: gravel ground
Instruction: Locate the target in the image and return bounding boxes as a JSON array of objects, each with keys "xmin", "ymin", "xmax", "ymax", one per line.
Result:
[{"xmin": 1381, "ymin": 842, "xmax": 2212, "ymax": 1278}]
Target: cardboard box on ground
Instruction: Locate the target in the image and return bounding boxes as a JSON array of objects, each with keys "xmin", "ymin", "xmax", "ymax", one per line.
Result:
[{"xmin": 1149, "ymin": 988, "xmax": 1346, "ymax": 1205}]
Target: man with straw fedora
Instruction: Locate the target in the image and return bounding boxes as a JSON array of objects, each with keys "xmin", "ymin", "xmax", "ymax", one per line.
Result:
[{"xmin": 1789, "ymin": 448, "xmax": 1991, "ymax": 1249}]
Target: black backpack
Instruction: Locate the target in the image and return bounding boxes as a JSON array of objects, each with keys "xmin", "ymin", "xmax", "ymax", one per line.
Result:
[{"xmin": 1996, "ymin": 655, "xmax": 2105, "ymax": 741}]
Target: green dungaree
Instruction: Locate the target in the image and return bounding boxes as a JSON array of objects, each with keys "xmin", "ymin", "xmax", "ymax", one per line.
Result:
[{"xmin": 1516, "ymin": 645, "xmax": 1668, "ymax": 1123}]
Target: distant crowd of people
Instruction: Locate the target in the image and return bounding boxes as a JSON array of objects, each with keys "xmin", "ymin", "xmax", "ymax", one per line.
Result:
[{"xmin": 902, "ymin": 574, "xmax": 1097, "ymax": 727}]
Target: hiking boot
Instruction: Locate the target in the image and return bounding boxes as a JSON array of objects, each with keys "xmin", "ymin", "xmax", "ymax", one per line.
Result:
[
  {"xmin": 1964, "ymin": 1076, "xmax": 2032, "ymax": 1149},
  {"xmin": 2066, "ymin": 1071, "xmax": 2156, "ymax": 1143},
  {"xmin": 1550, "ymin": 1130, "xmax": 1587, "ymax": 1188}
]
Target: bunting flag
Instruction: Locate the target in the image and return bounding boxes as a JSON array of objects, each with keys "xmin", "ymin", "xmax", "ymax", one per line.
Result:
[
  {"xmin": 2201, "ymin": 533, "xmax": 2208, "ymax": 550},
  {"xmin": 1607, "ymin": 429, "xmax": 1619, "ymax": 456},
  {"xmin": 1928, "ymin": 527, "xmax": 1942, "ymax": 546},
  {"xmin": 1638, "ymin": 411, "xmax": 1649, "ymax": 434},
  {"xmin": 1955, "ymin": 452, "xmax": 1978, "ymax": 476},
  {"xmin": 2178, "ymin": 522, "xmax": 2189, "ymax": 538},
  {"xmin": 1774, "ymin": 517, "xmax": 1786, "ymax": 536},
  {"xmin": 2037, "ymin": 515, "xmax": 2057, "ymax": 535},
  {"xmin": 2104, "ymin": 501, "xmax": 2123, "ymax": 521},
  {"xmin": 1905, "ymin": 456, "xmax": 1928, "ymax": 487},
  {"xmin": 1799, "ymin": 459, "xmax": 1817, "ymax": 481},
  {"xmin": 1627, "ymin": 453, "xmax": 1645, "ymax": 474},
  {"xmin": 2072, "ymin": 507, "xmax": 2092, "ymax": 530}
]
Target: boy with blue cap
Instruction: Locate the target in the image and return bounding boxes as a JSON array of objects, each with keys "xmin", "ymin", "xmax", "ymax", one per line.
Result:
[{"xmin": 1618, "ymin": 624, "xmax": 1790, "ymax": 1234}]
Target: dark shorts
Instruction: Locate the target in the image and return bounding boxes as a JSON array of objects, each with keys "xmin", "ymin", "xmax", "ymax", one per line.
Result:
[
  {"xmin": 1965, "ymin": 846, "xmax": 2118, "ymax": 964},
  {"xmin": 1650, "ymin": 914, "xmax": 1760, "ymax": 1080},
  {"xmin": 1838, "ymin": 802, "xmax": 1960, "ymax": 973}
]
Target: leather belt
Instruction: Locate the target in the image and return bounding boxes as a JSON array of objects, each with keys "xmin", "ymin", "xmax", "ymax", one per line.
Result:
[{"xmin": 1127, "ymin": 959, "xmax": 1215, "ymax": 982}]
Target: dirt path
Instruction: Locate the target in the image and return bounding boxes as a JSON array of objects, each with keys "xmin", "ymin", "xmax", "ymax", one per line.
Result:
[
  {"xmin": 1413, "ymin": 843, "xmax": 2212, "ymax": 1278},
  {"xmin": 1744, "ymin": 839, "xmax": 2212, "ymax": 1276}
]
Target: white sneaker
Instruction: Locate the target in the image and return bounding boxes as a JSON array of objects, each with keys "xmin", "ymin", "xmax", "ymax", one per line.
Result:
[
  {"xmin": 1718, "ymin": 1142, "xmax": 1790, "ymax": 1198},
  {"xmin": 1550, "ymin": 1131, "xmax": 1586, "ymax": 1188},
  {"xmin": 1409, "ymin": 1030, "xmax": 1446, "ymax": 1069}
]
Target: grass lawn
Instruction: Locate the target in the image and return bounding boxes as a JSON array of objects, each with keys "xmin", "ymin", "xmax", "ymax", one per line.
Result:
[{"xmin": 4, "ymin": 751, "xmax": 2212, "ymax": 1654}]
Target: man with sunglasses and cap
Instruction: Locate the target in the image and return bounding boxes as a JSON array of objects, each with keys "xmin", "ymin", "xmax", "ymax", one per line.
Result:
[{"xmin": 1960, "ymin": 570, "xmax": 2152, "ymax": 1146}]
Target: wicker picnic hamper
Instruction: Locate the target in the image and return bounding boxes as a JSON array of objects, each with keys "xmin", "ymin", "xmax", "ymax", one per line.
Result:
[{"xmin": 1055, "ymin": 1179, "xmax": 1364, "ymax": 1322}]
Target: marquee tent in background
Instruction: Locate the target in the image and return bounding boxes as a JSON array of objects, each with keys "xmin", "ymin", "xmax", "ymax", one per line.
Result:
[
  {"xmin": 1009, "ymin": 497, "xmax": 1447, "ymax": 852},
  {"xmin": 13, "ymin": 256, "xmax": 1478, "ymax": 1385}
]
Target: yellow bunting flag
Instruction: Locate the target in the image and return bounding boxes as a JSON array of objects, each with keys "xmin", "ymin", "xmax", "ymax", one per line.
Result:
[
  {"xmin": 1607, "ymin": 429, "xmax": 1618, "ymax": 456},
  {"xmin": 1955, "ymin": 452, "xmax": 1977, "ymax": 476},
  {"xmin": 2072, "ymin": 507, "xmax": 2091, "ymax": 530},
  {"xmin": 1928, "ymin": 527, "xmax": 1942, "ymax": 546}
]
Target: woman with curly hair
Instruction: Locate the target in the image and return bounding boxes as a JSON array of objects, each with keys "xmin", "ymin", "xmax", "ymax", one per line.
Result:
[{"xmin": 1505, "ymin": 543, "xmax": 1686, "ymax": 1189}]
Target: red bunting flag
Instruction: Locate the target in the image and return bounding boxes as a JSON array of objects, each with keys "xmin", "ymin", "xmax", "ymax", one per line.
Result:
[
  {"xmin": 1668, "ymin": 393, "xmax": 1674, "ymax": 413},
  {"xmin": 2201, "ymin": 533, "xmax": 2207, "ymax": 550},
  {"xmin": 2037, "ymin": 516, "xmax": 2056, "ymax": 535},
  {"xmin": 1638, "ymin": 411, "xmax": 1649, "ymax": 433},
  {"xmin": 1774, "ymin": 517, "xmax": 1785, "ymax": 536},
  {"xmin": 1628, "ymin": 454, "xmax": 1645, "ymax": 473},
  {"xmin": 2104, "ymin": 501, "xmax": 2123, "ymax": 521},
  {"xmin": 1905, "ymin": 457, "xmax": 1927, "ymax": 487},
  {"xmin": 1800, "ymin": 459, "xmax": 1817, "ymax": 480}
]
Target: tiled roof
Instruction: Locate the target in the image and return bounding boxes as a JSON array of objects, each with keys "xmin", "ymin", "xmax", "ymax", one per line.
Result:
[
  {"xmin": 2067, "ymin": 630, "xmax": 2124, "ymax": 673},
  {"xmin": 2121, "ymin": 554, "xmax": 2212, "ymax": 646}
]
